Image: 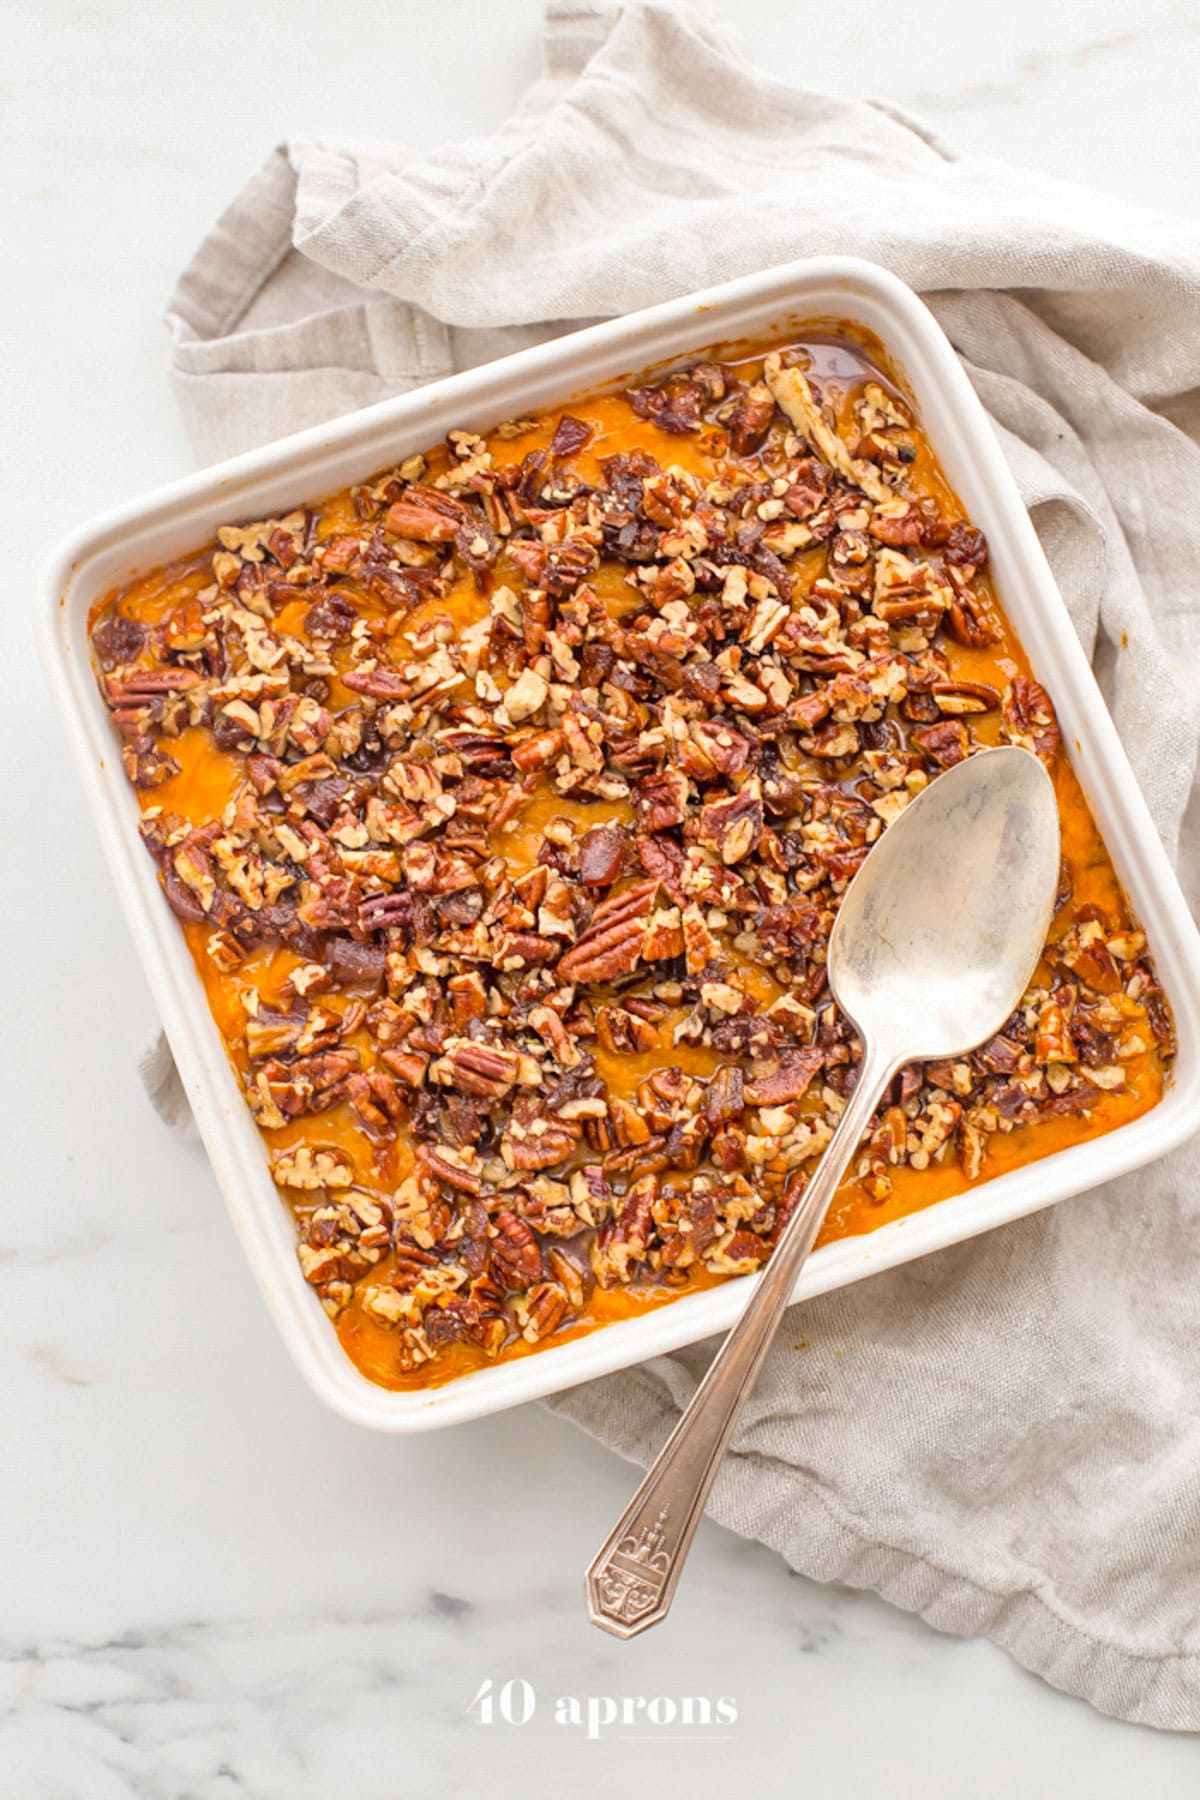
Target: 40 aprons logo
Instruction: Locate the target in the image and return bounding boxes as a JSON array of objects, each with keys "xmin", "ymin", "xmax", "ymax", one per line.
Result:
[{"xmin": 467, "ymin": 1677, "xmax": 738, "ymax": 1741}]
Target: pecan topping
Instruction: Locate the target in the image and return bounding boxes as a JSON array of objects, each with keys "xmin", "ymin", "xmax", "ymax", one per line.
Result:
[{"xmin": 92, "ymin": 323, "xmax": 1172, "ymax": 1388}]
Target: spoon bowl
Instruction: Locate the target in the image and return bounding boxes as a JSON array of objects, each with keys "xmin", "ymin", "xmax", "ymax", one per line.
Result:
[{"xmin": 831, "ymin": 745, "xmax": 1060, "ymax": 1064}]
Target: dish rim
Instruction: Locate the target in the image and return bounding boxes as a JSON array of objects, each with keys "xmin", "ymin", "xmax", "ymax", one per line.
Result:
[{"xmin": 38, "ymin": 254, "xmax": 1200, "ymax": 1431}]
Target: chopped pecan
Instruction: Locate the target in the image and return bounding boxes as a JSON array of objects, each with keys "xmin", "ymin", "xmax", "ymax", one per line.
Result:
[
  {"xmin": 764, "ymin": 356, "xmax": 894, "ymax": 505},
  {"xmin": 125, "ymin": 742, "xmax": 181, "ymax": 789},
  {"xmin": 1056, "ymin": 919, "xmax": 1121, "ymax": 994},
  {"xmin": 500, "ymin": 1112, "xmax": 581, "ymax": 1173},
  {"xmin": 511, "ymin": 728, "xmax": 564, "ymax": 773},
  {"xmin": 592, "ymin": 1176, "xmax": 657, "ymax": 1286},
  {"xmin": 694, "ymin": 779, "xmax": 763, "ymax": 865},
  {"xmin": 342, "ymin": 667, "xmax": 411, "ymax": 701},
  {"xmin": 745, "ymin": 1048, "xmax": 825, "ymax": 1106},
  {"xmin": 501, "ymin": 667, "xmax": 548, "ymax": 724},
  {"xmin": 358, "ymin": 892, "xmax": 412, "ymax": 932},
  {"xmin": 595, "ymin": 1004, "xmax": 658, "ymax": 1056},
  {"xmin": 489, "ymin": 1208, "xmax": 544, "ymax": 1291},
  {"xmin": 415, "ymin": 1142, "xmax": 484, "ymax": 1195},
  {"xmin": 107, "ymin": 667, "xmax": 202, "ymax": 707},
  {"xmin": 508, "ymin": 537, "xmax": 598, "ymax": 595},
  {"xmin": 634, "ymin": 768, "xmax": 690, "ymax": 832},
  {"xmin": 702, "ymin": 1063, "xmax": 744, "ymax": 1127},
  {"xmin": 911, "ymin": 719, "xmax": 969, "ymax": 768},
  {"xmin": 704, "ymin": 1227, "xmax": 768, "ymax": 1275},
  {"xmin": 945, "ymin": 584, "xmax": 1002, "ymax": 649},
  {"xmin": 1035, "ymin": 991, "xmax": 1077, "ymax": 1065},
  {"xmin": 272, "ymin": 1145, "xmax": 354, "ymax": 1190},
  {"xmin": 930, "ymin": 679, "xmax": 999, "ymax": 715},
  {"xmin": 1003, "ymin": 677, "xmax": 1061, "ymax": 766}
]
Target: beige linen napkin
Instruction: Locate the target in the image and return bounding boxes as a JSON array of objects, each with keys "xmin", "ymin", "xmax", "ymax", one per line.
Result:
[{"xmin": 153, "ymin": 0, "xmax": 1200, "ymax": 1729}]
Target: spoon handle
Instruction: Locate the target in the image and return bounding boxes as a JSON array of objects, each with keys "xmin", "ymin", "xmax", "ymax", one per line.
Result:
[{"xmin": 585, "ymin": 1042, "xmax": 898, "ymax": 1638}]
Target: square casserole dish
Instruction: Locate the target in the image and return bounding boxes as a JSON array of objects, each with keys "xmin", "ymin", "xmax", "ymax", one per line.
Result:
[{"xmin": 39, "ymin": 257, "xmax": 1200, "ymax": 1431}]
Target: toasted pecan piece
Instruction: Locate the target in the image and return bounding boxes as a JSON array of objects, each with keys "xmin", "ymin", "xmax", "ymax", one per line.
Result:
[
  {"xmin": 557, "ymin": 879, "xmax": 658, "ymax": 983},
  {"xmin": 429, "ymin": 1037, "xmax": 541, "ymax": 1099},
  {"xmin": 764, "ymin": 355, "xmax": 894, "ymax": 505}
]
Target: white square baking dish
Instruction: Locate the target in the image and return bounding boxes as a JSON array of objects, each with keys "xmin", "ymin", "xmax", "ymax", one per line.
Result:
[{"xmin": 38, "ymin": 257, "xmax": 1200, "ymax": 1432}]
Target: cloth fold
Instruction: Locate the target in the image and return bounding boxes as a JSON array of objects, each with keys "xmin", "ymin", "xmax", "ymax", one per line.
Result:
[{"xmin": 157, "ymin": 0, "xmax": 1200, "ymax": 1730}]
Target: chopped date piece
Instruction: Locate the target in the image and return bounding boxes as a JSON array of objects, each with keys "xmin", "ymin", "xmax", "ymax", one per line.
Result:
[
  {"xmin": 626, "ymin": 369, "xmax": 718, "ymax": 435},
  {"xmin": 304, "ymin": 589, "xmax": 358, "ymax": 640},
  {"xmin": 550, "ymin": 414, "xmax": 592, "ymax": 458},
  {"xmin": 89, "ymin": 322, "xmax": 1173, "ymax": 1392},
  {"xmin": 942, "ymin": 521, "xmax": 988, "ymax": 568},
  {"xmin": 578, "ymin": 825, "xmax": 628, "ymax": 887},
  {"xmin": 93, "ymin": 611, "xmax": 146, "ymax": 666},
  {"xmin": 455, "ymin": 515, "xmax": 500, "ymax": 582},
  {"xmin": 326, "ymin": 937, "xmax": 387, "ymax": 990}
]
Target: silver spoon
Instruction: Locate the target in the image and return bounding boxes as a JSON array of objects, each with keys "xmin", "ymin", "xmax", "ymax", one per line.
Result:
[{"xmin": 586, "ymin": 745, "xmax": 1059, "ymax": 1637}]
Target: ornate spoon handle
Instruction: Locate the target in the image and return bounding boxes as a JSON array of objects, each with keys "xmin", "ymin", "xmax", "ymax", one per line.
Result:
[{"xmin": 585, "ymin": 1042, "xmax": 896, "ymax": 1637}]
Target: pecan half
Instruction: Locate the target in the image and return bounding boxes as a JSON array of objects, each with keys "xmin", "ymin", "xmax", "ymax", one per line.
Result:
[
  {"xmin": 429, "ymin": 1037, "xmax": 540, "ymax": 1099},
  {"xmin": 514, "ymin": 1281, "xmax": 571, "ymax": 1342},
  {"xmin": 489, "ymin": 1208, "xmax": 544, "ymax": 1291},
  {"xmin": 500, "ymin": 1113, "xmax": 581, "ymax": 1172},
  {"xmin": 557, "ymin": 880, "xmax": 657, "ymax": 984},
  {"xmin": 384, "ymin": 485, "xmax": 467, "ymax": 542}
]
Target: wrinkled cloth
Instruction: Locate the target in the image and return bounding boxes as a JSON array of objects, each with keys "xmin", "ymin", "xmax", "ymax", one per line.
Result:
[{"xmin": 152, "ymin": 0, "xmax": 1200, "ymax": 1730}]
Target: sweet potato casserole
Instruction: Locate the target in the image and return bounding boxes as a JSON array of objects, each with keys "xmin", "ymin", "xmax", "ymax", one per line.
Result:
[{"xmin": 90, "ymin": 325, "xmax": 1174, "ymax": 1389}]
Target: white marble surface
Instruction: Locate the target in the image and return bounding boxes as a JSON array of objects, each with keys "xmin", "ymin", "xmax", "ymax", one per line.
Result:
[{"xmin": 6, "ymin": 1, "xmax": 1200, "ymax": 1792}]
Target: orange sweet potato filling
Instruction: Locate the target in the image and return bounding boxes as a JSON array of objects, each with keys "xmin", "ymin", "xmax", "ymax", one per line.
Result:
[{"xmin": 90, "ymin": 324, "xmax": 1171, "ymax": 1391}]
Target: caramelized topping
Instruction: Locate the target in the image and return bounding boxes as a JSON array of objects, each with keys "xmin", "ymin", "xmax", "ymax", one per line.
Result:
[{"xmin": 90, "ymin": 325, "xmax": 1173, "ymax": 1389}]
